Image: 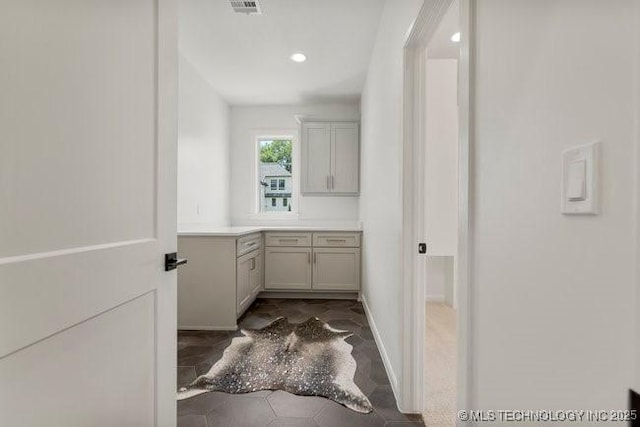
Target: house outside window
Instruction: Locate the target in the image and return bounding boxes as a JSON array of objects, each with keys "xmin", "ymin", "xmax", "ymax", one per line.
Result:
[{"xmin": 259, "ymin": 139, "xmax": 293, "ymax": 213}]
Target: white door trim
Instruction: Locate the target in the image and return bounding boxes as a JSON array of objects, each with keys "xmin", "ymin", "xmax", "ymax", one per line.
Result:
[{"xmin": 400, "ymin": 0, "xmax": 475, "ymax": 414}]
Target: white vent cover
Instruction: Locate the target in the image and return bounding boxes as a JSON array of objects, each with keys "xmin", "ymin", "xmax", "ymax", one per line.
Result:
[{"xmin": 230, "ymin": 0, "xmax": 262, "ymax": 15}]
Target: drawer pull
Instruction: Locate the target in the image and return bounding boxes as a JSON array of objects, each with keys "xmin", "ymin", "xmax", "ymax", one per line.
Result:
[
  {"xmin": 326, "ymin": 239, "xmax": 347, "ymax": 243},
  {"xmin": 245, "ymin": 241, "xmax": 258, "ymax": 246},
  {"xmin": 279, "ymin": 239, "xmax": 299, "ymax": 243}
]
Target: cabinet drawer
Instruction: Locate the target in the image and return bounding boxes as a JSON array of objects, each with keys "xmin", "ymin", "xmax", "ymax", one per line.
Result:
[
  {"xmin": 264, "ymin": 232, "xmax": 312, "ymax": 247},
  {"xmin": 237, "ymin": 233, "xmax": 262, "ymax": 257},
  {"xmin": 313, "ymin": 232, "xmax": 360, "ymax": 248}
]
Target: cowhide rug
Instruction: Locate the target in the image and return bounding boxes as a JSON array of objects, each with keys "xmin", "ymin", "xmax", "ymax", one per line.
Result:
[{"xmin": 177, "ymin": 317, "xmax": 373, "ymax": 413}]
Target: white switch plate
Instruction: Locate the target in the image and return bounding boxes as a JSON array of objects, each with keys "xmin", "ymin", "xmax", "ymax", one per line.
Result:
[{"xmin": 561, "ymin": 141, "xmax": 599, "ymax": 215}]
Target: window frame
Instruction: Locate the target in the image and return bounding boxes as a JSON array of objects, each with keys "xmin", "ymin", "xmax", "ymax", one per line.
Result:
[{"xmin": 254, "ymin": 131, "xmax": 299, "ymax": 218}]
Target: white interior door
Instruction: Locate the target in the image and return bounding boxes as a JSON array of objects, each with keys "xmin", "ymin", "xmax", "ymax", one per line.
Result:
[{"xmin": 0, "ymin": 0, "xmax": 178, "ymax": 426}]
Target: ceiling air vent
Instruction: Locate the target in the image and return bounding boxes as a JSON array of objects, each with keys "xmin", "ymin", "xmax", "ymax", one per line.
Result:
[{"xmin": 230, "ymin": 0, "xmax": 262, "ymax": 15}]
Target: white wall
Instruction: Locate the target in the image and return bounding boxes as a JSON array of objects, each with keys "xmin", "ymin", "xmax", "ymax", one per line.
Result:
[
  {"xmin": 177, "ymin": 55, "xmax": 230, "ymax": 227},
  {"xmin": 426, "ymin": 257, "xmax": 454, "ymax": 304},
  {"xmin": 471, "ymin": 0, "xmax": 638, "ymax": 412},
  {"xmin": 359, "ymin": 0, "xmax": 423, "ymax": 393},
  {"xmin": 230, "ymin": 104, "xmax": 361, "ymax": 225},
  {"xmin": 425, "ymin": 58, "xmax": 458, "ymax": 256}
]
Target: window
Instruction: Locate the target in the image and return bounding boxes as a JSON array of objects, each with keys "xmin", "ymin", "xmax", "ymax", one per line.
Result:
[{"xmin": 259, "ymin": 138, "xmax": 294, "ymax": 213}]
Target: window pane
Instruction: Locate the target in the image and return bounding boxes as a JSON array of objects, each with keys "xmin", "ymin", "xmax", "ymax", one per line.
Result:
[{"xmin": 259, "ymin": 139, "xmax": 293, "ymax": 212}]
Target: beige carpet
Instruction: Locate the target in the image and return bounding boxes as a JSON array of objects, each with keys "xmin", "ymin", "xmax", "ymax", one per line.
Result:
[{"xmin": 423, "ymin": 302, "xmax": 457, "ymax": 426}]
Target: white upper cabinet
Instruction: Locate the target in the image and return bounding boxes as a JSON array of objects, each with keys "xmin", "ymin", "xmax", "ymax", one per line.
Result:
[
  {"xmin": 331, "ymin": 123, "xmax": 360, "ymax": 194},
  {"xmin": 301, "ymin": 121, "xmax": 359, "ymax": 195},
  {"xmin": 302, "ymin": 122, "xmax": 332, "ymax": 193}
]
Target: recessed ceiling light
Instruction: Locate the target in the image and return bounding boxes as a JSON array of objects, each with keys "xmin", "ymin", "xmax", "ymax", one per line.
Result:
[
  {"xmin": 290, "ymin": 53, "xmax": 307, "ymax": 63},
  {"xmin": 451, "ymin": 32, "xmax": 461, "ymax": 43}
]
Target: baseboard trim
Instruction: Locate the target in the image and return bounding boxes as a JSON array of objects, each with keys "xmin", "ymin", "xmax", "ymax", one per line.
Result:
[
  {"xmin": 178, "ymin": 325, "xmax": 237, "ymax": 331},
  {"xmin": 258, "ymin": 291, "xmax": 358, "ymax": 300},
  {"xmin": 360, "ymin": 294, "xmax": 400, "ymax": 408}
]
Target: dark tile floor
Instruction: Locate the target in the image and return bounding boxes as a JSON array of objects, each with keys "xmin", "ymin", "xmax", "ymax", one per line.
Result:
[{"xmin": 177, "ymin": 298, "xmax": 424, "ymax": 427}]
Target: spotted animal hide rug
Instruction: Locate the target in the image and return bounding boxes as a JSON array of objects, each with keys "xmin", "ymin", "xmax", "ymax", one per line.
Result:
[{"xmin": 177, "ymin": 317, "xmax": 373, "ymax": 413}]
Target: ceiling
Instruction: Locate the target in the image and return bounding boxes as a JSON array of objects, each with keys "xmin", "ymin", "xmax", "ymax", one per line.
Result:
[
  {"xmin": 179, "ymin": 0, "xmax": 386, "ymax": 106},
  {"xmin": 427, "ymin": 0, "xmax": 460, "ymax": 59}
]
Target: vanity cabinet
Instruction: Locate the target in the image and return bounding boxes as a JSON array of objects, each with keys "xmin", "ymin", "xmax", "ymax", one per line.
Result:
[
  {"xmin": 177, "ymin": 229, "xmax": 361, "ymax": 330},
  {"xmin": 301, "ymin": 121, "xmax": 359, "ymax": 195},
  {"xmin": 264, "ymin": 231, "xmax": 361, "ymax": 293},
  {"xmin": 178, "ymin": 232, "xmax": 263, "ymax": 330}
]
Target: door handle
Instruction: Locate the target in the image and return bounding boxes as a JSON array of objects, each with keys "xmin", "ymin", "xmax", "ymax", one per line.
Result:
[
  {"xmin": 314, "ymin": 252, "xmax": 317, "ymax": 264},
  {"xmin": 165, "ymin": 252, "xmax": 187, "ymax": 271},
  {"xmin": 308, "ymin": 252, "xmax": 311, "ymax": 264},
  {"xmin": 326, "ymin": 175, "xmax": 330, "ymax": 190},
  {"xmin": 331, "ymin": 175, "xmax": 334, "ymax": 189}
]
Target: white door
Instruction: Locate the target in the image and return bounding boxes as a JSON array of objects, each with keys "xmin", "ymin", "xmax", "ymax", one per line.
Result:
[
  {"xmin": 0, "ymin": 1, "xmax": 178, "ymax": 426},
  {"xmin": 301, "ymin": 122, "xmax": 331, "ymax": 193},
  {"xmin": 331, "ymin": 123, "xmax": 360, "ymax": 194}
]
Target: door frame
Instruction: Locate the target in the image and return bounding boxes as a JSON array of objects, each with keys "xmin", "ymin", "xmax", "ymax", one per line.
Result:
[{"xmin": 400, "ymin": 0, "xmax": 474, "ymax": 413}]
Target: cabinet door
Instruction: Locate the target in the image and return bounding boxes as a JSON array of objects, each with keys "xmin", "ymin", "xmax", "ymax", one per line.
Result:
[
  {"xmin": 331, "ymin": 122, "xmax": 359, "ymax": 194},
  {"xmin": 249, "ymin": 250, "xmax": 263, "ymax": 296},
  {"xmin": 265, "ymin": 247, "xmax": 312, "ymax": 290},
  {"xmin": 236, "ymin": 252, "xmax": 253, "ymax": 315},
  {"xmin": 302, "ymin": 122, "xmax": 331, "ymax": 193},
  {"xmin": 312, "ymin": 248, "xmax": 360, "ymax": 291}
]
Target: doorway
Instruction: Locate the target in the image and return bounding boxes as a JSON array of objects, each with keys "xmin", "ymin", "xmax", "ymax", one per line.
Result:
[
  {"xmin": 423, "ymin": 2, "xmax": 460, "ymax": 424},
  {"xmin": 401, "ymin": 0, "xmax": 473, "ymax": 420}
]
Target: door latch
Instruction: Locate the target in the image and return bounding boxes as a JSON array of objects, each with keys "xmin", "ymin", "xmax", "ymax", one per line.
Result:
[
  {"xmin": 165, "ymin": 252, "xmax": 188, "ymax": 271},
  {"xmin": 418, "ymin": 243, "xmax": 427, "ymax": 254}
]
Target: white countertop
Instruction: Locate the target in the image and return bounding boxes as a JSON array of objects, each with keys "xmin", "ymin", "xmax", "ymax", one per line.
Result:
[{"xmin": 178, "ymin": 224, "xmax": 362, "ymax": 237}]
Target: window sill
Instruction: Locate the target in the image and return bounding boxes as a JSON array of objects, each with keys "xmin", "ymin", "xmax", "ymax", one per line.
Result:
[{"xmin": 247, "ymin": 212, "xmax": 300, "ymax": 221}]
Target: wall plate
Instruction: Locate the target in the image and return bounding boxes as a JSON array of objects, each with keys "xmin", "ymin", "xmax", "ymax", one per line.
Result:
[{"xmin": 561, "ymin": 141, "xmax": 599, "ymax": 215}]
